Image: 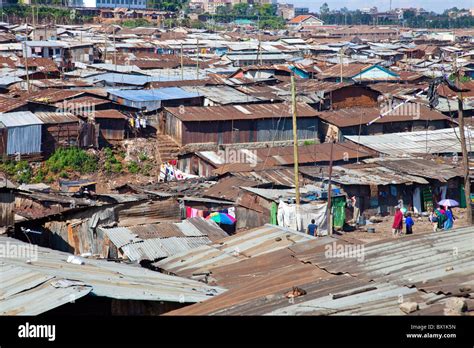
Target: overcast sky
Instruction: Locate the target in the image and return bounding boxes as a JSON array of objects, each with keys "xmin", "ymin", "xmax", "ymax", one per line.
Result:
[{"xmin": 287, "ymin": 0, "xmax": 474, "ymax": 14}]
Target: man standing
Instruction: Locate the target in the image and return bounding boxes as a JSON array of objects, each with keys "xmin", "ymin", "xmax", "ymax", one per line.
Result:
[
  {"xmin": 392, "ymin": 207, "xmax": 403, "ymax": 236},
  {"xmin": 307, "ymin": 219, "xmax": 318, "ymax": 236}
]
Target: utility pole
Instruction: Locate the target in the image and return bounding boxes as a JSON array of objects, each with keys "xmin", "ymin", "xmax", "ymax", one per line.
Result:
[
  {"xmin": 180, "ymin": 42, "xmax": 184, "ymax": 80},
  {"xmin": 339, "ymin": 48, "xmax": 343, "ymax": 83},
  {"xmin": 291, "ymin": 74, "xmax": 300, "ymax": 207},
  {"xmin": 113, "ymin": 26, "xmax": 116, "ymax": 70},
  {"xmin": 327, "ymin": 140, "xmax": 334, "ymax": 235},
  {"xmin": 32, "ymin": 3, "xmax": 35, "ymax": 40},
  {"xmin": 456, "ymin": 69, "xmax": 472, "ymax": 224},
  {"xmin": 196, "ymin": 38, "xmax": 200, "ymax": 80},
  {"xmin": 103, "ymin": 34, "xmax": 107, "ymax": 62},
  {"xmin": 23, "ymin": 41, "xmax": 31, "ymax": 93}
]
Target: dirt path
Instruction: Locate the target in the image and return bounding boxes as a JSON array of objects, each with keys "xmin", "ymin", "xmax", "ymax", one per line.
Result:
[{"xmin": 339, "ymin": 207, "xmax": 469, "ymax": 244}]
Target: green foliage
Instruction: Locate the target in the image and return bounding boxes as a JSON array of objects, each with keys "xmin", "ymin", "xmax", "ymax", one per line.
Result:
[
  {"xmin": 104, "ymin": 148, "xmax": 123, "ymax": 174},
  {"xmin": 0, "ymin": 160, "xmax": 33, "ymax": 184},
  {"xmin": 259, "ymin": 17, "xmax": 285, "ymax": 29},
  {"xmin": 317, "ymin": 5, "xmax": 474, "ymax": 28},
  {"xmin": 190, "ymin": 19, "xmax": 206, "ymax": 29},
  {"xmin": 122, "ymin": 19, "xmax": 151, "ymax": 28},
  {"xmin": 303, "ymin": 140, "xmax": 316, "ymax": 146},
  {"xmin": 208, "ymin": 3, "xmax": 282, "ymax": 28},
  {"xmin": 449, "ymin": 74, "xmax": 471, "ymax": 83},
  {"xmin": 142, "ymin": 163, "xmax": 153, "ymax": 176},
  {"xmin": 138, "ymin": 153, "xmax": 148, "ymax": 162},
  {"xmin": 0, "ymin": 5, "xmax": 91, "ymax": 25},
  {"xmin": 44, "ymin": 147, "xmax": 97, "ymax": 175},
  {"xmin": 148, "ymin": 0, "xmax": 185, "ymax": 11},
  {"xmin": 127, "ymin": 161, "xmax": 140, "ymax": 174}
]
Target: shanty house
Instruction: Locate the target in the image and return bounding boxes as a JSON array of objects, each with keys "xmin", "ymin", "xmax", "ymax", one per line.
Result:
[
  {"xmin": 161, "ymin": 103, "xmax": 320, "ymax": 146},
  {"xmin": 317, "ymin": 104, "xmax": 452, "ymax": 142},
  {"xmin": 0, "ymin": 111, "xmax": 43, "ymax": 156},
  {"xmin": 35, "ymin": 112, "xmax": 81, "ymax": 155},
  {"xmin": 89, "ymin": 109, "xmax": 128, "ymax": 145},
  {"xmin": 300, "ymin": 158, "xmax": 464, "ymax": 217},
  {"xmin": 108, "ymin": 87, "xmax": 204, "ymax": 113},
  {"xmin": 318, "ymin": 64, "xmax": 400, "ymax": 83}
]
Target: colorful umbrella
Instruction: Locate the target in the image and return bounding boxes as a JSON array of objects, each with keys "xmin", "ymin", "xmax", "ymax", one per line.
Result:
[
  {"xmin": 206, "ymin": 212, "xmax": 236, "ymax": 225},
  {"xmin": 438, "ymin": 199, "xmax": 459, "ymax": 207}
]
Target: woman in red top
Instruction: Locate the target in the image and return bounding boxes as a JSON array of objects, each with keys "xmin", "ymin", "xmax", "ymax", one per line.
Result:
[{"xmin": 392, "ymin": 207, "xmax": 403, "ymax": 236}]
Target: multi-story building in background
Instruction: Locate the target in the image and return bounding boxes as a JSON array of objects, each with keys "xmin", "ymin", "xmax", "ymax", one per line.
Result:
[
  {"xmin": 294, "ymin": 7, "xmax": 308, "ymax": 16},
  {"xmin": 277, "ymin": 3, "xmax": 294, "ymax": 20},
  {"xmin": 69, "ymin": 0, "xmax": 146, "ymax": 9}
]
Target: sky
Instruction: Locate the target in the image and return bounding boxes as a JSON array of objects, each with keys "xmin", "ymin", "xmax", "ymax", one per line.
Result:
[{"xmin": 286, "ymin": 0, "xmax": 474, "ymax": 14}]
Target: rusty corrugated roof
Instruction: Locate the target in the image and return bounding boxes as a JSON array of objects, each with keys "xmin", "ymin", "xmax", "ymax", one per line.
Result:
[
  {"xmin": 34, "ymin": 112, "xmax": 80, "ymax": 124},
  {"xmin": 316, "ymin": 104, "xmax": 450, "ymax": 128},
  {"xmin": 165, "ymin": 103, "xmax": 318, "ymax": 122}
]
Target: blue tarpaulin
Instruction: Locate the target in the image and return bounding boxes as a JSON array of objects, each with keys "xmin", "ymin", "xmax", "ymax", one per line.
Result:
[{"xmin": 107, "ymin": 88, "xmax": 202, "ymax": 112}]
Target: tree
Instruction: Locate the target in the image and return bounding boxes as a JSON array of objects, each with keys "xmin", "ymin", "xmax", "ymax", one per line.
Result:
[
  {"xmin": 403, "ymin": 9, "xmax": 416, "ymax": 20},
  {"xmin": 233, "ymin": 3, "xmax": 249, "ymax": 16},
  {"xmin": 216, "ymin": 6, "xmax": 227, "ymax": 15},
  {"xmin": 320, "ymin": 2, "xmax": 329, "ymax": 16}
]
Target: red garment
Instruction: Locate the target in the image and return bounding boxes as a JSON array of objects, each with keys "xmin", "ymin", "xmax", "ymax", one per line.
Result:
[{"xmin": 392, "ymin": 210, "xmax": 403, "ymax": 229}]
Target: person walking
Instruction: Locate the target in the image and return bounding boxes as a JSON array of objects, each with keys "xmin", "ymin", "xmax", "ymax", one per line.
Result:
[
  {"xmin": 434, "ymin": 207, "xmax": 447, "ymax": 231},
  {"xmin": 429, "ymin": 210, "xmax": 438, "ymax": 232},
  {"xmin": 405, "ymin": 213, "xmax": 414, "ymax": 235},
  {"xmin": 392, "ymin": 207, "xmax": 403, "ymax": 236},
  {"xmin": 444, "ymin": 207, "xmax": 455, "ymax": 230}
]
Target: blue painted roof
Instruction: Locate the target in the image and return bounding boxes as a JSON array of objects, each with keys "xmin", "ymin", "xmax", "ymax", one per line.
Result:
[
  {"xmin": 87, "ymin": 73, "xmax": 167, "ymax": 86},
  {"xmin": 108, "ymin": 88, "xmax": 202, "ymax": 102},
  {"xmin": 354, "ymin": 65, "xmax": 400, "ymax": 78}
]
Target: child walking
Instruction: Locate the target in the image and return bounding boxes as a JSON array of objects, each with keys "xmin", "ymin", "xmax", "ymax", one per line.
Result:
[{"xmin": 405, "ymin": 213, "xmax": 414, "ymax": 235}]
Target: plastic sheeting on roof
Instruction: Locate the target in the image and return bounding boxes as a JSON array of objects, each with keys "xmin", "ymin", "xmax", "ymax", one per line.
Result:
[{"xmin": 108, "ymin": 87, "xmax": 202, "ymax": 112}]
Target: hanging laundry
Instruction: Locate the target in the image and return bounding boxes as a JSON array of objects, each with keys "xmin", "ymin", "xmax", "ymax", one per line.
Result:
[{"xmin": 186, "ymin": 206, "xmax": 192, "ymax": 218}]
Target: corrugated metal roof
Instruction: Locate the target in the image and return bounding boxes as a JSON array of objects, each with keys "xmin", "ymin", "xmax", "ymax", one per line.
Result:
[
  {"xmin": 108, "ymin": 87, "xmax": 201, "ymax": 102},
  {"xmin": 154, "ymin": 224, "xmax": 315, "ymax": 277},
  {"xmin": 181, "ymin": 86, "xmax": 261, "ymax": 105},
  {"xmin": 165, "ymin": 102, "xmax": 317, "ymax": 122},
  {"xmin": 0, "ymin": 266, "xmax": 92, "ymax": 315},
  {"xmin": 0, "ymin": 111, "xmax": 43, "ymax": 127},
  {"xmin": 345, "ymin": 127, "xmax": 474, "ymax": 156},
  {"xmin": 34, "ymin": 112, "xmax": 79, "ymax": 124},
  {"xmin": 300, "ymin": 164, "xmax": 429, "ymax": 186},
  {"xmin": 121, "ymin": 236, "xmax": 212, "ymax": 262},
  {"xmin": 168, "ymin": 226, "xmax": 473, "ymax": 316},
  {"xmin": 100, "ymin": 226, "xmax": 142, "ymax": 248},
  {"xmin": 101, "ymin": 218, "xmax": 227, "ymax": 261},
  {"xmin": 0, "ymin": 236, "xmax": 225, "ymax": 309},
  {"xmin": 317, "ymin": 104, "xmax": 449, "ymax": 128}
]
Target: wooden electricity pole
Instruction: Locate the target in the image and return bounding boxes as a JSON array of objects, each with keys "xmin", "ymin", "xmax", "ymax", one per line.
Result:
[
  {"xmin": 456, "ymin": 71, "xmax": 472, "ymax": 224},
  {"xmin": 23, "ymin": 41, "xmax": 31, "ymax": 93},
  {"xmin": 180, "ymin": 42, "xmax": 184, "ymax": 80},
  {"xmin": 327, "ymin": 140, "xmax": 334, "ymax": 235},
  {"xmin": 291, "ymin": 74, "xmax": 300, "ymax": 207},
  {"xmin": 196, "ymin": 39, "xmax": 200, "ymax": 80}
]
